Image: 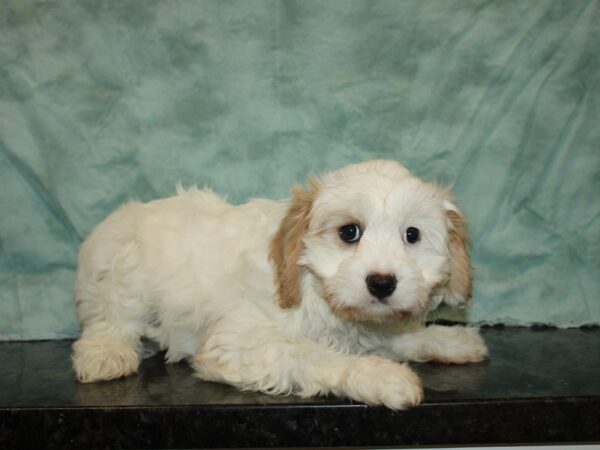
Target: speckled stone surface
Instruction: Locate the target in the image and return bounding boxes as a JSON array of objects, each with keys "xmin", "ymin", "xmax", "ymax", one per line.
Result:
[{"xmin": 1, "ymin": 327, "xmax": 599, "ymax": 449}]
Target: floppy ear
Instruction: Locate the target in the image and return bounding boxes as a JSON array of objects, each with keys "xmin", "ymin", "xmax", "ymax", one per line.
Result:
[
  {"xmin": 441, "ymin": 199, "xmax": 473, "ymax": 308},
  {"xmin": 269, "ymin": 180, "xmax": 319, "ymax": 309}
]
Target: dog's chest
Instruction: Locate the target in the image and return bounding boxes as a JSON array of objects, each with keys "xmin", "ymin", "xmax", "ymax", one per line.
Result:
[{"xmin": 288, "ymin": 294, "xmax": 380, "ymax": 355}]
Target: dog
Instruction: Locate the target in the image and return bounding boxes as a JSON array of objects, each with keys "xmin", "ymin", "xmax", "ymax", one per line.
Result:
[{"xmin": 72, "ymin": 160, "xmax": 487, "ymax": 409}]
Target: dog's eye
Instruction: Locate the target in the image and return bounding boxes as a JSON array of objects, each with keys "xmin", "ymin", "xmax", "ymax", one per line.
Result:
[
  {"xmin": 339, "ymin": 224, "xmax": 361, "ymax": 243},
  {"xmin": 404, "ymin": 226, "xmax": 420, "ymax": 244}
]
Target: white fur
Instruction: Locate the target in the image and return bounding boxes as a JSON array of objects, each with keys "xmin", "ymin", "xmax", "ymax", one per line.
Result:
[{"xmin": 72, "ymin": 160, "xmax": 487, "ymax": 409}]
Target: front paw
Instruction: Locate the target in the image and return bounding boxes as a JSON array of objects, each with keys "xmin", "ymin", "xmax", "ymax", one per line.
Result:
[
  {"xmin": 341, "ymin": 356, "xmax": 423, "ymax": 410},
  {"xmin": 429, "ymin": 326, "xmax": 488, "ymax": 364}
]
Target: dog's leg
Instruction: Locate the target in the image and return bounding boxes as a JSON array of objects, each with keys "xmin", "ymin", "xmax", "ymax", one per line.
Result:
[
  {"xmin": 384, "ymin": 325, "xmax": 488, "ymax": 364},
  {"xmin": 72, "ymin": 234, "xmax": 145, "ymax": 383},
  {"xmin": 192, "ymin": 327, "xmax": 423, "ymax": 409},
  {"xmin": 72, "ymin": 293, "xmax": 144, "ymax": 383}
]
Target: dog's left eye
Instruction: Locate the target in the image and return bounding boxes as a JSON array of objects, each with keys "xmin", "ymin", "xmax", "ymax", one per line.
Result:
[
  {"xmin": 339, "ymin": 224, "xmax": 361, "ymax": 243},
  {"xmin": 404, "ymin": 226, "xmax": 420, "ymax": 244}
]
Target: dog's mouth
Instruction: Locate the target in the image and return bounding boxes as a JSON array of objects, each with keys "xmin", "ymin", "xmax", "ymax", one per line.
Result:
[
  {"xmin": 327, "ymin": 297, "xmax": 415, "ymax": 323},
  {"xmin": 321, "ymin": 281, "xmax": 427, "ymax": 323}
]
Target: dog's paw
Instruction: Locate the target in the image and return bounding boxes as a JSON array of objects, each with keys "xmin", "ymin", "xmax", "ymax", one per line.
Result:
[
  {"xmin": 428, "ymin": 326, "xmax": 488, "ymax": 364},
  {"xmin": 342, "ymin": 356, "xmax": 423, "ymax": 410},
  {"xmin": 72, "ymin": 336, "xmax": 139, "ymax": 383}
]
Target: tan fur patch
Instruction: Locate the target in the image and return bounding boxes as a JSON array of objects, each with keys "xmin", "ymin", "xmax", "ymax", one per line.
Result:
[
  {"xmin": 446, "ymin": 209, "xmax": 473, "ymax": 302},
  {"xmin": 269, "ymin": 179, "xmax": 320, "ymax": 309},
  {"xmin": 323, "ymin": 288, "xmax": 370, "ymax": 322}
]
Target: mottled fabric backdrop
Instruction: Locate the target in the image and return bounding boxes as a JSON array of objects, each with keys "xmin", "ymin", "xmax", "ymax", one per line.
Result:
[{"xmin": 1, "ymin": 0, "xmax": 599, "ymax": 339}]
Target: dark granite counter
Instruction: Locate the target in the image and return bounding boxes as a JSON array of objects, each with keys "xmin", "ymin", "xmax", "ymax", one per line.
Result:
[{"xmin": 1, "ymin": 327, "xmax": 599, "ymax": 449}]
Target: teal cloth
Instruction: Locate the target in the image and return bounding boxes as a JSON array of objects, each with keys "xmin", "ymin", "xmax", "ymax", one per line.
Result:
[{"xmin": 1, "ymin": 0, "xmax": 599, "ymax": 339}]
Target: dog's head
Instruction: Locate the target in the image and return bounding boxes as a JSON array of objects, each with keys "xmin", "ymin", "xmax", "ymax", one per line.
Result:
[{"xmin": 270, "ymin": 160, "xmax": 471, "ymax": 323}]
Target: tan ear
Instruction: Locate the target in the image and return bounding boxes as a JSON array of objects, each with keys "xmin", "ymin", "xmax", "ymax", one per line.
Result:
[
  {"xmin": 269, "ymin": 180, "xmax": 319, "ymax": 309},
  {"xmin": 443, "ymin": 201, "xmax": 473, "ymax": 308}
]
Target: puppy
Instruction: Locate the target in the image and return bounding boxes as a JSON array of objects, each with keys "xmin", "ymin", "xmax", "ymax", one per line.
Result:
[{"xmin": 72, "ymin": 160, "xmax": 487, "ymax": 409}]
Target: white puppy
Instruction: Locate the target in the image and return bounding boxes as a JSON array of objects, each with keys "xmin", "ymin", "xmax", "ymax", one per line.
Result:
[{"xmin": 72, "ymin": 160, "xmax": 487, "ymax": 409}]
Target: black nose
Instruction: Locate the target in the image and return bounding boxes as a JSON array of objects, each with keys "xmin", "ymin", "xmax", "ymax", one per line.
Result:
[{"xmin": 366, "ymin": 273, "xmax": 397, "ymax": 300}]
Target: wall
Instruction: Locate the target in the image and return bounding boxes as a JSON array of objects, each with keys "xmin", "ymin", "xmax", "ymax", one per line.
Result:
[{"xmin": 1, "ymin": 0, "xmax": 599, "ymax": 339}]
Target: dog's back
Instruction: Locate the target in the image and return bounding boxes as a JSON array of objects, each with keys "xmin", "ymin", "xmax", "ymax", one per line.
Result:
[{"xmin": 73, "ymin": 187, "xmax": 285, "ymax": 382}]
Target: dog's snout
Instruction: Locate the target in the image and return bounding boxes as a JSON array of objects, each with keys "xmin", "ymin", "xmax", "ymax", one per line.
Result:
[{"xmin": 366, "ymin": 273, "xmax": 397, "ymax": 301}]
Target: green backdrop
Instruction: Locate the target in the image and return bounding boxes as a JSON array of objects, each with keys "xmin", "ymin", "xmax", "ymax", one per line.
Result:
[{"xmin": 1, "ymin": 0, "xmax": 599, "ymax": 339}]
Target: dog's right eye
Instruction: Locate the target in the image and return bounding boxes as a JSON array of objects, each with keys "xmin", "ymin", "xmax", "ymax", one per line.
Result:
[{"xmin": 339, "ymin": 224, "xmax": 361, "ymax": 243}]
